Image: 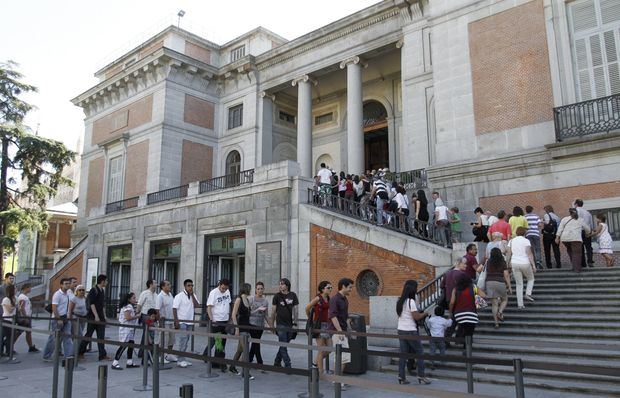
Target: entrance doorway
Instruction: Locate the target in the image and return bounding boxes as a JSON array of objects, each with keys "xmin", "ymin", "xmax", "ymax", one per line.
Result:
[
  {"xmin": 204, "ymin": 233, "xmax": 246, "ymax": 306},
  {"xmin": 150, "ymin": 240, "xmax": 181, "ymax": 294},
  {"xmin": 363, "ymin": 101, "xmax": 389, "ymax": 172}
]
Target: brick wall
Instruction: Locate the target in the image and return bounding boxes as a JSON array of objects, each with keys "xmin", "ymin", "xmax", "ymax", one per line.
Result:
[
  {"xmin": 469, "ymin": 0, "xmax": 554, "ymax": 135},
  {"xmin": 45, "ymin": 222, "xmax": 57, "ymax": 254},
  {"xmin": 184, "ymin": 94, "xmax": 215, "ymax": 129},
  {"xmin": 310, "ymin": 224, "xmax": 435, "ymax": 322},
  {"xmin": 124, "ymin": 139, "xmax": 150, "ymax": 199},
  {"xmin": 58, "ymin": 224, "xmax": 72, "ymax": 249},
  {"xmin": 181, "ymin": 140, "xmax": 213, "ymax": 185},
  {"xmin": 185, "ymin": 41, "xmax": 211, "ymax": 64},
  {"xmin": 139, "ymin": 40, "xmax": 163, "ymax": 59},
  {"xmin": 48, "ymin": 251, "xmax": 83, "ymax": 300},
  {"xmin": 86, "ymin": 156, "xmax": 104, "ymax": 216},
  {"xmin": 92, "ymin": 94, "xmax": 153, "ymax": 145}
]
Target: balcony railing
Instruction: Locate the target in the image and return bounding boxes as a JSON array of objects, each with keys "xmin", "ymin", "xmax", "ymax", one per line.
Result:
[
  {"xmin": 384, "ymin": 168, "xmax": 428, "ymax": 190},
  {"xmin": 105, "ymin": 197, "xmax": 139, "ymax": 214},
  {"xmin": 554, "ymin": 93, "xmax": 620, "ymax": 141},
  {"xmin": 199, "ymin": 169, "xmax": 254, "ymax": 194},
  {"xmin": 147, "ymin": 184, "xmax": 189, "ymax": 205}
]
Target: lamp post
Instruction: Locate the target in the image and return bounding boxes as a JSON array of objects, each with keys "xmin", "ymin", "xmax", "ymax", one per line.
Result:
[{"xmin": 177, "ymin": 10, "xmax": 185, "ymax": 28}]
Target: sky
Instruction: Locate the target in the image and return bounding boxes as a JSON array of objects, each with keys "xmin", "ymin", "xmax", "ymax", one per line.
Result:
[{"xmin": 1, "ymin": 0, "xmax": 379, "ymax": 152}]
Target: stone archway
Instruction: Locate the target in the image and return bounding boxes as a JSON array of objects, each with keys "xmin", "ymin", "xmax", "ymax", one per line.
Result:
[{"xmin": 363, "ymin": 100, "xmax": 389, "ymax": 172}]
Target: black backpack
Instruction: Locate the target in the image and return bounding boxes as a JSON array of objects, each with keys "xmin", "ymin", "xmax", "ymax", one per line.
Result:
[{"xmin": 543, "ymin": 214, "xmax": 558, "ymax": 235}]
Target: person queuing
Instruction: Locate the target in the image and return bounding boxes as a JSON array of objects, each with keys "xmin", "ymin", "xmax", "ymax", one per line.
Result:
[
  {"xmin": 449, "ymin": 273, "xmax": 486, "ymax": 343},
  {"xmin": 156, "ymin": 280, "xmax": 177, "ymax": 363},
  {"xmin": 173, "ymin": 279, "xmax": 200, "ymax": 368},
  {"xmin": 305, "ymin": 281, "xmax": 332, "ymax": 375},
  {"xmin": 329, "ymin": 278, "xmax": 354, "ymax": 390},
  {"xmin": 229, "ymin": 283, "xmax": 255, "ymax": 379},
  {"xmin": 137, "ymin": 279, "xmax": 158, "ymax": 359},
  {"xmin": 556, "ymin": 208, "xmax": 591, "ymax": 273},
  {"xmin": 248, "ymin": 281, "xmax": 270, "ymax": 368},
  {"xmin": 1, "ymin": 284, "xmax": 21, "ymax": 356},
  {"xmin": 79, "ymin": 274, "xmax": 110, "ymax": 361},
  {"xmin": 205, "ymin": 279, "xmax": 232, "ymax": 372},
  {"xmin": 42, "ymin": 278, "xmax": 73, "ymax": 362},
  {"xmin": 507, "ymin": 227, "xmax": 536, "ymax": 308},
  {"xmin": 17, "ymin": 283, "xmax": 40, "ymax": 353},
  {"xmin": 67, "ymin": 284, "xmax": 88, "ymax": 350},
  {"xmin": 0, "ymin": 272, "xmax": 16, "ymax": 306},
  {"xmin": 395, "ymin": 280, "xmax": 430, "ymax": 385},
  {"xmin": 270, "ymin": 278, "xmax": 298, "ymax": 369},
  {"xmin": 112, "ymin": 292, "xmax": 141, "ymax": 370}
]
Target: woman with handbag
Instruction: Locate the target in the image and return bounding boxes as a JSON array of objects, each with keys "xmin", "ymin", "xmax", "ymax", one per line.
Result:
[
  {"xmin": 556, "ymin": 208, "xmax": 592, "ymax": 273},
  {"xmin": 449, "ymin": 273, "xmax": 486, "ymax": 343},
  {"xmin": 485, "ymin": 248, "xmax": 512, "ymax": 328},
  {"xmin": 305, "ymin": 281, "xmax": 332, "ymax": 375},
  {"xmin": 229, "ymin": 283, "xmax": 254, "ymax": 378}
]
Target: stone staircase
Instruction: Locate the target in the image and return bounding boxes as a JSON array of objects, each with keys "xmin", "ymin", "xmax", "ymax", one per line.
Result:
[{"xmin": 418, "ymin": 267, "xmax": 620, "ymax": 396}]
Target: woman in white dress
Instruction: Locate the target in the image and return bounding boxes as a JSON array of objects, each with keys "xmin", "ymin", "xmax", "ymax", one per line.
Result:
[
  {"xmin": 112, "ymin": 292, "xmax": 141, "ymax": 370},
  {"xmin": 595, "ymin": 214, "xmax": 615, "ymax": 267}
]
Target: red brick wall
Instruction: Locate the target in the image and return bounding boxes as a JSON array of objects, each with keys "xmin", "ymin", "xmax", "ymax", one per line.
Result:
[
  {"xmin": 92, "ymin": 94, "xmax": 153, "ymax": 145},
  {"xmin": 86, "ymin": 156, "xmax": 104, "ymax": 216},
  {"xmin": 310, "ymin": 224, "xmax": 435, "ymax": 322},
  {"xmin": 184, "ymin": 94, "xmax": 215, "ymax": 129},
  {"xmin": 124, "ymin": 139, "xmax": 149, "ymax": 199},
  {"xmin": 48, "ymin": 252, "xmax": 83, "ymax": 300},
  {"xmin": 181, "ymin": 139, "xmax": 213, "ymax": 185}
]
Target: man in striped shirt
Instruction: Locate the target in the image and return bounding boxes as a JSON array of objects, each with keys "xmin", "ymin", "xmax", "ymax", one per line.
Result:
[
  {"xmin": 371, "ymin": 171, "xmax": 389, "ymax": 225},
  {"xmin": 525, "ymin": 205, "xmax": 543, "ymax": 270}
]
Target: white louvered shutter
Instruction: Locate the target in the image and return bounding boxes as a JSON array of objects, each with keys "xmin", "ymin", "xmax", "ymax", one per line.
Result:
[
  {"xmin": 107, "ymin": 155, "xmax": 124, "ymax": 203},
  {"xmin": 569, "ymin": 0, "xmax": 620, "ymax": 101}
]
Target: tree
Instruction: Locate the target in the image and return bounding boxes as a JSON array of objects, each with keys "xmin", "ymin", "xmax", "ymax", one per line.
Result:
[{"xmin": 0, "ymin": 61, "xmax": 76, "ymax": 276}]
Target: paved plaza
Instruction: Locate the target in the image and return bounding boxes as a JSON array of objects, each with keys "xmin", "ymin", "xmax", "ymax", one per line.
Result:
[{"xmin": 0, "ymin": 320, "xmax": 593, "ymax": 398}]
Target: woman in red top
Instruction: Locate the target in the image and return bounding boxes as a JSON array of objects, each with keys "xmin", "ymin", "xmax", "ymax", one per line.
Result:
[{"xmin": 305, "ymin": 281, "xmax": 332, "ymax": 374}]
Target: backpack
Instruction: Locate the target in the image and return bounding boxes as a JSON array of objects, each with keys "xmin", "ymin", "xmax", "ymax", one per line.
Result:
[{"xmin": 543, "ymin": 214, "xmax": 558, "ymax": 235}]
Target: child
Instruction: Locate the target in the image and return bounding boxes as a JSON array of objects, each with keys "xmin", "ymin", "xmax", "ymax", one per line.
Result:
[
  {"xmin": 112, "ymin": 292, "xmax": 141, "ymax": 370},
  {"xmin": 143, "ymin": 308, "xmax": 158, "ymax": 364},
  {"xmin": 594, "ymin": 214, "xmax": 615, "ymax": 267},
  {"xmin": 450, "ymin": 207, "xmax": 461, "ymax": 243},
  {"xmin": 427, "ymin": 306, "xmax": 453, "ymax": 369}
]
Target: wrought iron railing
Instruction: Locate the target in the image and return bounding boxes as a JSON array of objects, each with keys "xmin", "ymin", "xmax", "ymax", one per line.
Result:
[
  {"xmin": 199, "ymin": 169, "xmax": 254, "ymax": 194},
  {"xmin": 147, "ymin": 184, "xmax": 189, "ymax": 205},
  {"xmin": 553, "ymin": 93, "xmax": 620, "ymax": 141},
  {"xmin": 384, "ymin": 169, "xmax": 427, "ymax": 190},
  {"xmin": 417, "ymin": 273, "xmax": 445, "ymax": 311},
  {"xmin": 105, "ymin": 197, "xmax": 139, "ymax": 214},
  {"xmin": 306, "ymin": 188, "xmax": 450, "ymax": 248}
]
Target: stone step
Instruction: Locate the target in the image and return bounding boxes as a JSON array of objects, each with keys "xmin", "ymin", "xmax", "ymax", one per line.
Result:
[
  {"xmin": 473, "ymin": 326, "xmax": 620, "ymax": 340},
  {"xmin": 503, "ymin": 296, "xmax": 620, "ymax": 304},
  {"xmin": 478, "ymin": 312, "xmax": 620, "ymax": 322},
  {"xmin": 469, "ymin": 343, "xmax": 620, "ymax": 361},
  {"xmin": 473, "ymin": 334, "xmax": 620, "ymax": 347},
  {"xmin": 475, "ymin": 318, "xmax": 620, "ymax": 330}
]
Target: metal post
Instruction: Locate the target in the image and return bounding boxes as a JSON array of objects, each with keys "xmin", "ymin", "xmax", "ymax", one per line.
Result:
[
  {"xmin": 200, "ymin": 320, "xmax": 218, "ymax": 379},
  {"xmin": 133, "ymin": 324, "xmax": 152, "ymax": 391},
  {"xmin": 465, "ymin": 335, "xmax": 474, "ymax": 394},
  {"xmin": 335, "ymin": 343, "xmax": 342, "ymax": 398},
  {"xmin": 52, "ymin": 329, "xmax": 61, "ymax": 398},
  {"xmin": 153, "ymin": 343, "xmax": 160, "ymax": 398},
  {"xmin": 179, "ymin": 384, "xmax": 193, "ymax": 398},
  {"xmin": 72, "ymin": 318, "xmax": 85, "ymax": 371},
  {"xmin": 242, "ymin": 333, "xmax": 250, "ymax": 398},
  {"xmin": 311, "ymin": 366, "xmax": 320, "ymax": 398},
  {"xmin": 63, "ymin": 357, "xmax": 74, "ymax": 398},
  {"xmin": 158, "ymin": 327, "xmax": 172, "ymax": 370},
  {"xmin": 5, "ymin": 314, "xmax": 20, "ymax": 363},
  {"xmin": 97, "ymin": 365, "xmax": 108, "ymax": 398},
  {"xmin": 190, "ymin": 324, "xmax": 195, "ymax": 352},
  {"xmin": 299, "ymin": 331, "xmax": 322, "ymax": 398},
  {"xmin": 513, "ymin": 358, "xmax": 525, "ymax": 398}
]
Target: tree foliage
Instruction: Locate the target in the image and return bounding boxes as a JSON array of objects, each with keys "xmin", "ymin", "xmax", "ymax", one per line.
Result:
[{"xmin": 0, "ymin": 61, "xmax": 76, "ymax": 275}]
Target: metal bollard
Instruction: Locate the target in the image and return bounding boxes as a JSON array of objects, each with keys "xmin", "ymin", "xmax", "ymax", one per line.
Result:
[
  {"xmin": 513, "ymin": 358, "xmax": 525, "ymax": 398},
  {"xmin": 190, "ymin": 324, "xmax": 195, "ymax": 352},
  {"xmin": 5, "ymin": 314, "xmax": 21, "ymax": 364},
  {"xmin": 72, "ymin": 319, "xmax": 85, "ymax": 371},
  {"xmin": 299, "ymin": 331, "xmax": 322, "ymax": 398},
  {"xmin": 97, "ymin": 365, "xmax": 108, "ymax": 398},
  {"xmin": 153, "ymin": 343, "xmax": 160, "ymax": 398},
  {"xmin": 465, "ymin": 335, "xmax": 474, "ymax": 394},
  {"xmin": 242, "ymin": 333, "xmax": 250, "ymax": 398},
  {"xmin": 179, "ymin": 384, "xmax": 193, "ymax": 398},
  {"xmin": 52, "ymin": 329, "xmax": 62, "ymax": 398},
  {"xmin": 335, "ymin": 343, "xmax": 342, "ymax": 398},
  {"xmin": 159, "ymin": 327, "xmax": 172, "ymax": 370},
  {"xmin": 133, "ymin": 324, "xmax": 153, "ymax": 391},
  {"xmin": 311, "ymin": 366, "xmax": 320, "ymax": 398},
  {"xmin": 63, "ymin": 357, "xmax": 74, "ymax": 398},
  {"xmin": 200, "ymin": 320, "xmax": 218, "ymax": 379}
]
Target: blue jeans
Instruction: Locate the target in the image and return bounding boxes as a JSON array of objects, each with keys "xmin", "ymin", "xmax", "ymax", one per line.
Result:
[
  {"xmin": 376, "ymin": 197, "xmax": 385, "ymax": 225},
  {"xmin": 43, "ymin": 319, "xmax": 73, "ymax": 359},
  {"xmin": 398, "ymin": 330, "xmax": 425, "ymax": 378},
  {"xmin": 429, "ymin": 338, "xmax": 446, "ymax": 364},
  {"xmin": 177, "ymin": 323, "xmax": 190, "ymax": 362},
  {"xmin": 274, "ymin": 326, "xmax": 292, "ymax": 367}
]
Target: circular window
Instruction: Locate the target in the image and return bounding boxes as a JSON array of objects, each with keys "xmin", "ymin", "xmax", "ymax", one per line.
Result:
[{"xmin": 356, "ymin": 269, "xmax": 380, "ymax": 298}]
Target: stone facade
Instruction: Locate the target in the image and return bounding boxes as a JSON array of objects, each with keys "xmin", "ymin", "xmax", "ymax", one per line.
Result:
[{"xmin": 68, "ymin": 0, "xmax": 620, "ymax": 314}]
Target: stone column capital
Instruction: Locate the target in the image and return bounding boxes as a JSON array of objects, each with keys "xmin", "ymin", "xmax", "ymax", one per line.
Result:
[
  {"xmin": 339, "ymin": 56, "xmax": 367, "ymax": 69},
  {"xmin": 291, "ymin": 75, "xmax": 317, "ymax": 87},
  {"xmin": 259, "ymin": 91, "xmax": 276, "ymax": 101}
]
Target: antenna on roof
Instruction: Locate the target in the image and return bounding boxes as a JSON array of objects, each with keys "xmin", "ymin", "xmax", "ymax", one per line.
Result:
[{"xmin": 177, "ymin": 10, "xmax": 185, "ymax": 29}]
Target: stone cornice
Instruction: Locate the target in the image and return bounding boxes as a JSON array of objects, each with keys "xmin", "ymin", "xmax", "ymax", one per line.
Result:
[{"xmin": 255, "ymin": 2, "xmax": 404, "ymax": 71}]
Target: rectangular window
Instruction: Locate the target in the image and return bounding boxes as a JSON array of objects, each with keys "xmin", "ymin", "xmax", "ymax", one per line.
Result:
[
  {"xmin": 230, "ymin": 45, "xmax": 246, "ymax": 62},
  {"xmin": 107, "ymin": 155, "xmax": 123, "ymax": 203},
  {"xmin": 278, "ymin": 111, "xmax": 295, "ymax": 124},
  {"xmin": 228, "ymin": 104, "xmax": 243, "ymax": 129},
  {"xmin": 569, "ymin": 0, "xmax": 620, "ymax": 100},
  {"xmin": 314, "ymin": 112, "xmax": 334, "ymax": 125},
  {"xmin": 593, "ymin": 207, "xmax": 620, "ymax": 240}
]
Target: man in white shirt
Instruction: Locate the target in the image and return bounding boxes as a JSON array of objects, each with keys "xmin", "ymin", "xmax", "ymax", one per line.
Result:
[
  {"xmin": 434, "ymin": 204, "xmax": 451, "ymax": 247},
  {"xmin": 173, "ymin": 279, "xmax": 200, "ymax": 368},
  {"xmin": 204, "ymin": 279, "xmax": 231, "ymax": 372},
  {"xmin": 156, "ymin": 280, "xmax": 176, "ymax": 362},
  {"xmin": 137, "ymin": 279, "xmax": 158, "ymax": 358},
  {"xmin": 316, "ymin": 163, "xmax": 333, "ymax": 206},
  {"xmin": 42, "ymin": 278, "xmax": 73, "ymax": 361},
  {"xmin": 17, "ymin": 283, "xmax": 39, "ymax": 352},
  {"xmin": 67, "ymin": 277, "xmax": 78, "ymax": 300}
]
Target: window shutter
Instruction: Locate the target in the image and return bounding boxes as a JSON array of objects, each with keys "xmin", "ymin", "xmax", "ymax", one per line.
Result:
[
  {"xmin": 572, "ymin": 0, "xmax": 598, "ymax": 32},
  {"xmin": 601, "ymin": 0, "xmax": 620, "ymax": 25}
]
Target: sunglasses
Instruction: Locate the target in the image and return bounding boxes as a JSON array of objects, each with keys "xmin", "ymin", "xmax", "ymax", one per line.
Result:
[{"xmin": 325, "ymin": 286, "xmax": 333, "ymax": 289}]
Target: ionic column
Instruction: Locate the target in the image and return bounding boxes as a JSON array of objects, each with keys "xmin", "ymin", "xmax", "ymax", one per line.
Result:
[
  {"xmin": 292, "ymin": 75, "xmax": 316, "ymax": 178},
  {"xmin": 340, "ymin": 56, "xmax": 364, "ymax": 175},
  {"xmin": 258, "ymin": 91, "xmax": 275, "ymax": 166}
]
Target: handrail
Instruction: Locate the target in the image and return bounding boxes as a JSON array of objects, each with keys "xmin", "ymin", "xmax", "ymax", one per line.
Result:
[
  {"xmin": 147, "ymin": 184, "xmax": 189, "ymax": 205},
  {"xmin": 384, "ymin": 168, "xmax": 428, "ymax": 189},
  {"xmin": 417, "ymin": 272, "xmax": 445, "ymax": 311},
  {"xmin": 553, "ymin": 93, "xmax": 620, "ymax": 141},
  {"xmin": 199, "ymin": 169, "xmax": 254, "ymax": 193},
  {"xmin": 105, "ymin": 196, "xmax": 139, "ymax": 213},
  {"xmin": 306, "ymin": 188, "xmax": 450, "ymax": 247}
]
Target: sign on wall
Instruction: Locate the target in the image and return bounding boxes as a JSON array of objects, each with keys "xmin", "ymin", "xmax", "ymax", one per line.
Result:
[{"xmin": 256, "ymin": 241, "xmax": 281, "ymax": 293}]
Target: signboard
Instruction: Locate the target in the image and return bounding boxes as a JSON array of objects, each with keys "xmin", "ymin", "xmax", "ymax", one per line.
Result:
[{"xmin": 256, "ymin": 241, "xmax": 281, "ymax": 292}]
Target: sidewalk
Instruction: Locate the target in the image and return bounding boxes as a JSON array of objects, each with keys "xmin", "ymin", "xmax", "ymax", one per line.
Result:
[{"xmin": 0, "ymin": 320, "xmax": 589, "ymax": 397}]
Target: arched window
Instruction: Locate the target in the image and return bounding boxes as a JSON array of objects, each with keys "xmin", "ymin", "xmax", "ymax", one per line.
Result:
[{"xmin": 226, "ymin": 150, "xmax": 241, "ymax": 175}]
